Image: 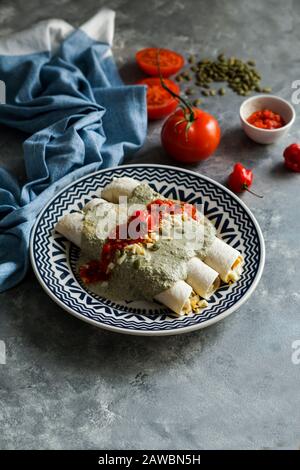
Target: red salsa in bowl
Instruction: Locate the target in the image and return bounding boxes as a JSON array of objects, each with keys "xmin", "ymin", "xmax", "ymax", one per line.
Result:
[{"xmin": 247, "ymin": 109, "xmax": 285, "ymax": 130}]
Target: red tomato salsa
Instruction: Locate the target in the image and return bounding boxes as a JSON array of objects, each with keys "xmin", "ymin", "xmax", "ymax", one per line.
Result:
[
  {"xmin": 247, "ymin": 109, "xmax": 285, "ymax": 130},
  {"xmin": 79, "ymin": 199, "xmax": 197, "ymax": 284}
]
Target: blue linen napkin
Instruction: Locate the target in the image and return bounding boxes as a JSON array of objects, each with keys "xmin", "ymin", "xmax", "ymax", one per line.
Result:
[{"xmin": 0, "ymin": 9, "xmax": 147, "ymax": 292}]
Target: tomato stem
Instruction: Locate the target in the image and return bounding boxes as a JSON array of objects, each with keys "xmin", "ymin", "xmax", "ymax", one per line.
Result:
[{"xmin": 156, "ymin": 49, "xmax": 195, "ymax": 120}]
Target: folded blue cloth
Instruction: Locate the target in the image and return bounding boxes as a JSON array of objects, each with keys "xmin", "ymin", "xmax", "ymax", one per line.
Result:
[{"xmin": 0, "ymin": 9, "xmax": 147, "ymax": 292}]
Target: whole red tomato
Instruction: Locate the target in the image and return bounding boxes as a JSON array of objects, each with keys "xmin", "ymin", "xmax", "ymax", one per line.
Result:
[{"xmin": 161, "ymin": 107, "xmax": 221, "ymax": 162}]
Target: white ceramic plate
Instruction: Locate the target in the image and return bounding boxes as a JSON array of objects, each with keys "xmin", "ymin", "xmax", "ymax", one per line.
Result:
[{"xmin": 30, "ymin": 164, "xmax": 265, "ymax": 336}]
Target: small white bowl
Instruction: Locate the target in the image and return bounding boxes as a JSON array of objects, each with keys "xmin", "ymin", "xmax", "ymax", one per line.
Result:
[{"xmin": 240, "ymin": 95, "xmax": 295, "ymax": 144}]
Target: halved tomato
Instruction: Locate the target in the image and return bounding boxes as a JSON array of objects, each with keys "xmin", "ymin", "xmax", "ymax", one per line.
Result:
[
  {"xmin": 136, "ymin": 48, "xmax": 184, "ymax": 77},
  {"xmin": 139, "ymin": 77, "xmax": 179, "ymax": 120}
]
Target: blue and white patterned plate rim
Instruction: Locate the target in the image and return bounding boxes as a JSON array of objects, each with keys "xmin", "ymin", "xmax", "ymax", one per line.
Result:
[{"xmin": 30, "ymin": 164, "xmax": 265, "ymax": 336}]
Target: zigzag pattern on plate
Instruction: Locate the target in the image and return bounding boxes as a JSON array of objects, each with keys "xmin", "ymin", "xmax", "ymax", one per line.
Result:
[{"xmin": 32, "ymin": 166, "xmax": 261, "ymax": 332}]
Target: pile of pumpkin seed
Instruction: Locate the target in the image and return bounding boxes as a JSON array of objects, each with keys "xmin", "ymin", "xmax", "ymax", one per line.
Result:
[{"xmin": 176, "ymin": 53, "xmax": 272, "ymax": 106}]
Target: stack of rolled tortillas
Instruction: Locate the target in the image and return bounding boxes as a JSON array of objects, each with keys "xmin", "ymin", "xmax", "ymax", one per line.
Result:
[{"xmin": 56, "ymin": 177, "xmax": 243, "ymax": 315}]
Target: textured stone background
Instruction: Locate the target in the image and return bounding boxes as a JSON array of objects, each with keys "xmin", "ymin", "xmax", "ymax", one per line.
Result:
[{"xmin": 0, "ymin": 0, "xmax": 300, "ymax": 450}]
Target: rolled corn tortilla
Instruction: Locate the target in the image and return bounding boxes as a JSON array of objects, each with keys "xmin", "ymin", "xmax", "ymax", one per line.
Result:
[
  {"xmin": 203, "ymin": 237, "xmax": 243, "ymax": 283},
  {"xmin": 154, "ymin": 280, "xmax": 193, "ymax": 316},
  {"xmin": 83, "ymin": 197, "xmax": 108, "ymax": 211},
  {"xmin": 55, "ymin": 212, "xmax": 83, "ymax": 247},
  {"xmin": 101, "ymin": 177, "xmax": 140, "ymax": 203},
  {"xmin": 55, "ymin": 198, "xmax": 116, "ymax": 248},
  {"xmin": 186, "ymin": 257, "xmax": 220, "ymax": 300}
]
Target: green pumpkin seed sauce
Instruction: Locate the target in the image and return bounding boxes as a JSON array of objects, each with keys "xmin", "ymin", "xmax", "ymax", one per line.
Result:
[{"xmin": 78, "ymin": 183, "xmax": 216, "ymax": 302}]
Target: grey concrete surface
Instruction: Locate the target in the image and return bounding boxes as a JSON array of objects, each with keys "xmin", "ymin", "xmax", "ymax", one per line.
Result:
[{"xmin": 0, "ymin": 0, "xmax": 300, "ymax": 450}]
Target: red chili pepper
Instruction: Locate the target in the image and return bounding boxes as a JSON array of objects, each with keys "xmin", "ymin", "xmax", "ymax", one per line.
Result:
[
  {"xmin": 283, "ymin": 143, "xmax": 300, "ymax": 173},
  {"xmin": 228, "ymin": 163, "xmax": 263, "ymax": 198}
]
